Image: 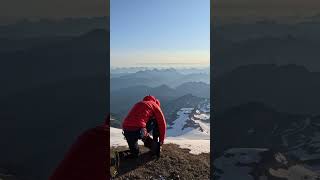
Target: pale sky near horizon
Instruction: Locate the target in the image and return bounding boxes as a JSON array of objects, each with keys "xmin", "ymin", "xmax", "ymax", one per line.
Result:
[{"xmin": 110, "ymin": 0, "xmax": 210, "ymax": 68}]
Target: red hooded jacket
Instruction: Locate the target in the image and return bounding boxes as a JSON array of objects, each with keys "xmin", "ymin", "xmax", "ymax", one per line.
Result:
[
  {"xmin": 49, "ymin": 114, "xmax": 110, "ymax": 180},
  {"xmin": 122, "ymin": 96, "xmax": 167, "ymax": 144}
]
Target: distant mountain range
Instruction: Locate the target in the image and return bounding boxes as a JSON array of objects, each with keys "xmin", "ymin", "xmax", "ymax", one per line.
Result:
[
  {"xmin": 0, "ymin": 17, "xmax": 109, "ymax": 39},
  {"xmin": 0, "ymin": 29, "xmax": 108, "ymax": 97},
  {"xmin": 214, "ymin": 64, "xmax": 320, "ymax": 115},
  {"xmin": 111, "ymin": 67, "xmax": 210, "ymax": 75},
  {"xmin": 111, "ymin": 68, "xmax": 209, "ymax": 91},
  {"xmin": 213, "ymin": 20, "xmax": 320, "ymax": 75},
  {"xmin": 110, "ymin": 82, "xmax": 209, "ymax": 122}
]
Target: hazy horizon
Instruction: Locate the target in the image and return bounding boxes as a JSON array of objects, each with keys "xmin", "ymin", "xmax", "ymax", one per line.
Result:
[{"xmin": 110, "ymin": 64, "xmax": 210, "ymax": 69}]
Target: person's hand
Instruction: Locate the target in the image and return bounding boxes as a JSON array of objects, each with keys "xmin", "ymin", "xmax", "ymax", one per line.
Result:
[{"xmin": 160, "ymin": 141, "xmax": 164, "ymax": 146}]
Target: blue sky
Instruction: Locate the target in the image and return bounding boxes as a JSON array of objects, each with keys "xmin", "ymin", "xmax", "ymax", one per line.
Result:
[{"xmin": 110, "ymin": 0, "xmax": 210, "ymax": 67}]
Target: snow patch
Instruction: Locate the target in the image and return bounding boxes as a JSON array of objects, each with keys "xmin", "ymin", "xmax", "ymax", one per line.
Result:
[{"xmin": 110, "ymin": 127, "xmax": 209, "ymax": 154}]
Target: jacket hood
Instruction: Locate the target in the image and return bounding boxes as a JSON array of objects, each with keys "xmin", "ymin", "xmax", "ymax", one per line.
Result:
[{"xmin": 143, "ymin": 95, "xmax": 161, "ymax": 106}]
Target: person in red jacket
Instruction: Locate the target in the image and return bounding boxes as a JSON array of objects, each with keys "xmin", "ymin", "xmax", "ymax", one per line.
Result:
[{"xmin": 122, "ymin": 95, "xmax": 167, "ymax": 157}]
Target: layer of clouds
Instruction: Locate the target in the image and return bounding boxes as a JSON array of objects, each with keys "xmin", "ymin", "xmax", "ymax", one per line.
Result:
[{"xmin": 111, "ymin": 49, "xmax": 209, "ymax": 68}]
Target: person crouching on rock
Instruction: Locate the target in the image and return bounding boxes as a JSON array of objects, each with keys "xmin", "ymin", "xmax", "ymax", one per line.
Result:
[{"xmin": 122, "ymin": 95, "xmax": 167, "ymax": 157}]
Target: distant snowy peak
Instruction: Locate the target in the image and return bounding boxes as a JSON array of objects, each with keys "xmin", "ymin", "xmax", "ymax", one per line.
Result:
[{"xmin": 167, "ymin": 101, "xmax": 210, "ymax": 139}]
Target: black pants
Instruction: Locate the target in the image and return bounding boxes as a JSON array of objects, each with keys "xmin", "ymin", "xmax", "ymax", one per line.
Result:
[{"xmin": 123, "ymin": 119, "xmax": 159, "ymax": 156}]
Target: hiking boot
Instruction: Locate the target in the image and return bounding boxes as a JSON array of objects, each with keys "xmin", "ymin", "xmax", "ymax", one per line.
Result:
[
  {"xmin": 118, "ymin": 150, "xmax": 131, "ymax": 160},
  {"xmin": 150, "ymin": 141, "xmax": 161, "ymax": 158},
  {"xmin": 125, "ymin": 153, "xmax": 139, "ymax": 159}
]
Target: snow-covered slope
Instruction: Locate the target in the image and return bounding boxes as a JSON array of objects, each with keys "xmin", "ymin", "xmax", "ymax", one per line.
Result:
[
  {"xmin": 167, "ymin": 101, "xmax": 210, "ymax": 139},
  {"xmin": 110, "ymin": 127, "xmax": 127, "ymax": 147}
]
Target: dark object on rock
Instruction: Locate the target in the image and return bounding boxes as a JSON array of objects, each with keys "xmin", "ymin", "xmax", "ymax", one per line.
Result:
[
  {"xmin": 143, "ymin": 136, "xmax": 161, "ymax": 157},
  {"xmin": 143, "ymin": 136, "xmax": 154, "ymax": 149},
  {"xmin": 151, "ymin": 141, "xmax": 161, "ymax": 158}
]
